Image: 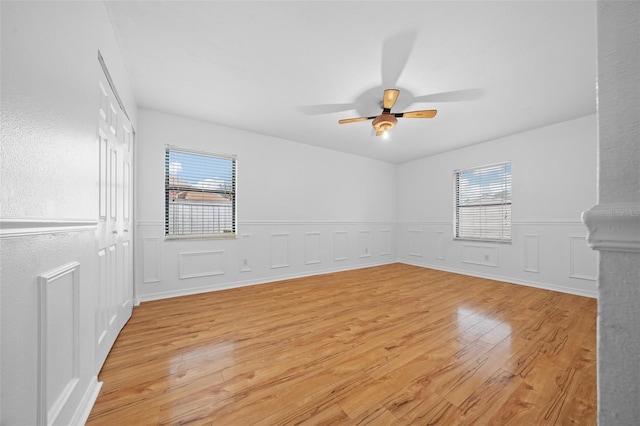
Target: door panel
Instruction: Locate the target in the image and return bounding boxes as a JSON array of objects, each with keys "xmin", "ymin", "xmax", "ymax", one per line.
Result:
[
  {"xmin": 97, "ymin": 248, "xmax": 108, "ymax": 347},
  {"xmin": 95, "ymin": 68, "xmax": 133, "ymax": 372}
]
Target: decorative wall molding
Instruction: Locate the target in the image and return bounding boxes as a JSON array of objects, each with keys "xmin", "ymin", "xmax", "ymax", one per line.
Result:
[
  {"xmin": 569, "ymin": 235, "xmax": 597, "ymax": 281},
  {"xmin": 333, "ymin": 231, "xmax": 349, "ymax": 261},
  {"xmin": 270, "ymin": 233, "xmax": 290, "ymax": 269},
  {"xmin": 408, "ymin": 229, "xmax": 423, "ymax": 257},
  {"xmin": 399, "ymin": 221, "xmax": 451, "ymax": 227},
  {"xmin": 179, "ymin": 250, "xmax": 225, "ymax": 279},
  {"xmin": 240, "ymin": 234, "xmax": 253, "ymax": 272},
  {"xmin": 305, "ymin": 232, "xmax": 322, "ymax": 265},
  {"xmin": 0, "ymin": 218, "xmax": 97, "ymax": 238},
  {"xmin": 135, "ymin": 261, "xmax": 397, "ymax": 304},
  {"xmin": 136, "ymin": 220, "xmax": 163, "ymax": 227},
  {"xmin": 134, "ymin": 221, "xmax": 399, "ymax": 302},
  {"xmin": 524, "ymin": 234, "xmax": 540, "ymax": 273},
  {"xmin": 398, "ymin": 220, "xmax": 598, "ymax": 298},
  {"xmin": 583, "ymin": 202, "xmax": 640, "ymax": 252},
  {"xmin": 398, "ymin": 220, "xmax": 585, "ymax": 227},
  {"xmin": 241, "ymin": 220, "xmax": 395, "ymax": 226},
  {"xmin": 143, "ymin": 237, "xmax": 161, "ymax": 283},
  {"xmin": 401, "ymin": 260, "xmax": 597, "ymax": 299},
  {"xmin": 462, "ymin": 244, "xmax": 499, "ymax": 267},
  {"xmin": 138, "ymin": 220, "xmax": 396, "ymax": 226},
  {"xmin": 436, "ymin": 231, "xmax": 445, "ymax": 260},
  {"xmin": 38, "ymin": 262, "xmax": 81, "ymax": 426},
  {"xmin": 359, "ymin": 230, "xmax": 371, "ymax": 258},
  {"xmin": 380, "ymin": 230, "xmax": 392, "ymax": 256},
  {"xmin": 512, "ymin": 220, "xmax": 585, "ymax": 226}
]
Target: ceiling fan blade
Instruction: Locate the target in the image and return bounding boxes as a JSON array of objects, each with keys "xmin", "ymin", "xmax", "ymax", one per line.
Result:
[
  {"xmin": 383, "ymin": 89, "xmax": 400, "ymax": 110},
  {"xmin": 411, "ymin": 88, "xmax": 485, "ymax": 103},
  {"xmin": 338, "ymin": 116, "xmax": 374, "ymax": 124},
  {"xmin": 299, "ymin": 103, "xmax": 356, "ymax": 115},
  {"xmin": 395, "ymin": 110, "xmax": 438, "ymax": 118},
  {"xmin": 381, "ymin": 30, "xmax": 418, "ymax": 88}
]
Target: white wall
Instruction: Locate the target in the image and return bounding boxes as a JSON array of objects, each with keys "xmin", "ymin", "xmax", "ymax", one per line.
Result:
[
  {"xmin": 0, "ymin": 2, "xmax": 136, "ymax": 424},
  {"xmin": 397, "ymin": 114, "xmax": 598, "ymax": 297},
  {"xmin": 135, "ymin": 109, "xmax": 398, "ymax": 301},
  {"xmin": 136, "ymin": 109, "xmax": 598, "ymax": 302}
]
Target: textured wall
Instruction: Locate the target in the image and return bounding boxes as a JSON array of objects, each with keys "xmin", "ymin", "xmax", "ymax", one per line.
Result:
[
  {"xmin": 0, "ymin": 2, "xmax": 137, "ymax": 424},
  {"xmin": 594, "ymin": 1, "xmax": 640, "ymax": 424}
]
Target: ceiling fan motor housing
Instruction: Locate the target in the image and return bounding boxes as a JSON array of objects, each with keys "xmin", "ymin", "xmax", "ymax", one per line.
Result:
[{"xmin": 372, "ymin": 113, "xmax": 398, "ymax": 132}]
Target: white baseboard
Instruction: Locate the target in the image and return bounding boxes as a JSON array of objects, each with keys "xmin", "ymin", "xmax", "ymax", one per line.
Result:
[
  {"xmin": 69, "ymin": 378, "xmax": 102, "ymax": 426},
  {"xmin": 136, "ymin": 258, "xmax": 597, "ymax": 304},
  {"xmin": 135, "ymin": 261, "xmax": 396, "ymax": 304},
  {"xmin": 400, "ymin": 260, "xmax": 598, "ymax": 299}
]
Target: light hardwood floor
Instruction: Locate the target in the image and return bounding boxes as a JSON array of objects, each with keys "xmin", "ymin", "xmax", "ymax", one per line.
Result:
[{"xmin": 87, "ymin": 263, "xmax": 596, "ymax": 425}]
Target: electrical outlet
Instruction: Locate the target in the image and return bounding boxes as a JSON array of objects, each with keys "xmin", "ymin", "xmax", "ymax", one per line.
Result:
[
  {"xmin": 242, "ymin": 258, "xmax": 248, "ymax": 267},
  {"xmin": 484, "ymin": 254, "xmax": 490, "ymax": 261}
]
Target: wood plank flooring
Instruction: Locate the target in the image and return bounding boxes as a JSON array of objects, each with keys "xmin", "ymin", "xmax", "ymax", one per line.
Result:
[{"xmin": 87, "ymin": 263, "xmax": 597, "ymax": 425}]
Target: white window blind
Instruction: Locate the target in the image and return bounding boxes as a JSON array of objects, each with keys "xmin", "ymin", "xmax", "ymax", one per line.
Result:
[
  {"xmin": 454, "ymin": 162, "xmax": 511, "ymax": 242},
  {"xmin": 165, "ymin": 146, "xmax": 236, "ymax": 238}
]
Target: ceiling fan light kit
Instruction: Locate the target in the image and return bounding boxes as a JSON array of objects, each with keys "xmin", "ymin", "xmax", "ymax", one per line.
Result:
[
  {"xmin": 372, "ymin": 113, "xmax": 397, "ymax": 134},
  {"xmin": 338, "ymin": 88, "xmax": 438, "ymax": 137}
]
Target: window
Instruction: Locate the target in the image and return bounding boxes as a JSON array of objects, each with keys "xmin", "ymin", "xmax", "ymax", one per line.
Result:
[
  {"xmin": 165, "ymin": 146, "xmax": 236, "ymax": 238},
  {"xmin": 454, "ymin": 162, "xmax": 511, "ymax": 242}
]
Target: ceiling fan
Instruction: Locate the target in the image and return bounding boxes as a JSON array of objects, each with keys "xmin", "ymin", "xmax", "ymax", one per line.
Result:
[
  {"xmin": 299, "ymin": 31, "xmax": 482, "ymax": 137},
  {"xmin": 338, "ymin": 88, "xmax": 437, "ymax": 137}
]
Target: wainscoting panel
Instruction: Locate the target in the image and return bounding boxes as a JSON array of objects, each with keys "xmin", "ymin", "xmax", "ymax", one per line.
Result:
[
  {"xmin": 462, "ymin": 244, "xmax": 499, "ymax": 267},
  {"xmin": 408, "ymin": 230, "xmax": 423, "ymax": 257},
  {"xmin": 133, "ymin": 221, "xmax": 398, "ymax": 302},
  {"xmin": 524, "ymin": 234, "xmax": 540, "ymax": 273},
  {"xmin": 143, "ymin": 237, "xmax": 160, "ymax": 283},
  {"xmin": 179, "ymin": 250, "xmax": 225, "ymax": 279},
  {"xmin": 570, "ymin": 235, "xmax": 598, "ymax": 280},
  {"xmin": 270, "ymin": 233, "xmax": 290, "ymax": 269},
  {"xmin": 380, "ymin": 230, "xmax": 392, "ymax": 256},
  {"xmin": 305, "ymin": 232, "xmax": 322, "ymax": 265},
  {"xmin": 240, "ymin": 234, "xmax": 253, "ymax": 272},
  {"xmin": 38, "ymin": 262, "xmax": 81, "ymax": 426},
  {"xmin": 333, "ymin": 231, "xmax": 349, "ymax": 261},
  {"xmin": 359, "ymin": 230, "xmax": 371, "ymax": 258},
  {"xmin": 397, "ymin": 221, "xmax": 597, "ymax": 298},
  {"xmin": 436, "ymin": 231, "xmax": 445, "ymax": 260}
]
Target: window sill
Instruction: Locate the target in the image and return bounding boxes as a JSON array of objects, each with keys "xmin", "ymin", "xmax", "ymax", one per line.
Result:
[
  {"xmin": 453, "ymin": 238, "xmax": 512, "ymax": 244},
  {"xmin": 165, "ymin": 233, "xmax": 237, "ymax": 241}
]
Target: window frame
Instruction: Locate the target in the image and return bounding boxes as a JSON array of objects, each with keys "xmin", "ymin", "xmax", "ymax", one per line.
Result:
[
  {"xmin": 453, "ymin": 161, "xmax": 512, "ymax": 244},
  {"xmin": 164, "ymin": 145, "xmax": 237, "ymax": 240}
]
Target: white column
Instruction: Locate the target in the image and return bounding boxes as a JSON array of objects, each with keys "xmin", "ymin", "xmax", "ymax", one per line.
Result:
[{"xmin": 582, "ymin": 1, "xmax": 640, "ymax": 424}]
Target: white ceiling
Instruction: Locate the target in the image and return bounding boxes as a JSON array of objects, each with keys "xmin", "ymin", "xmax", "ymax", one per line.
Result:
[{"xmin": 104, "ymin": 1, "xmax": 597, "ymax": 164}]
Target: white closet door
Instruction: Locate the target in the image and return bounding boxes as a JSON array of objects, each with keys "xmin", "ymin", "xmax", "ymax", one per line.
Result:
[{"xmin": 95, "ymin": 68, "xmax": 133, "ymax": 372}]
